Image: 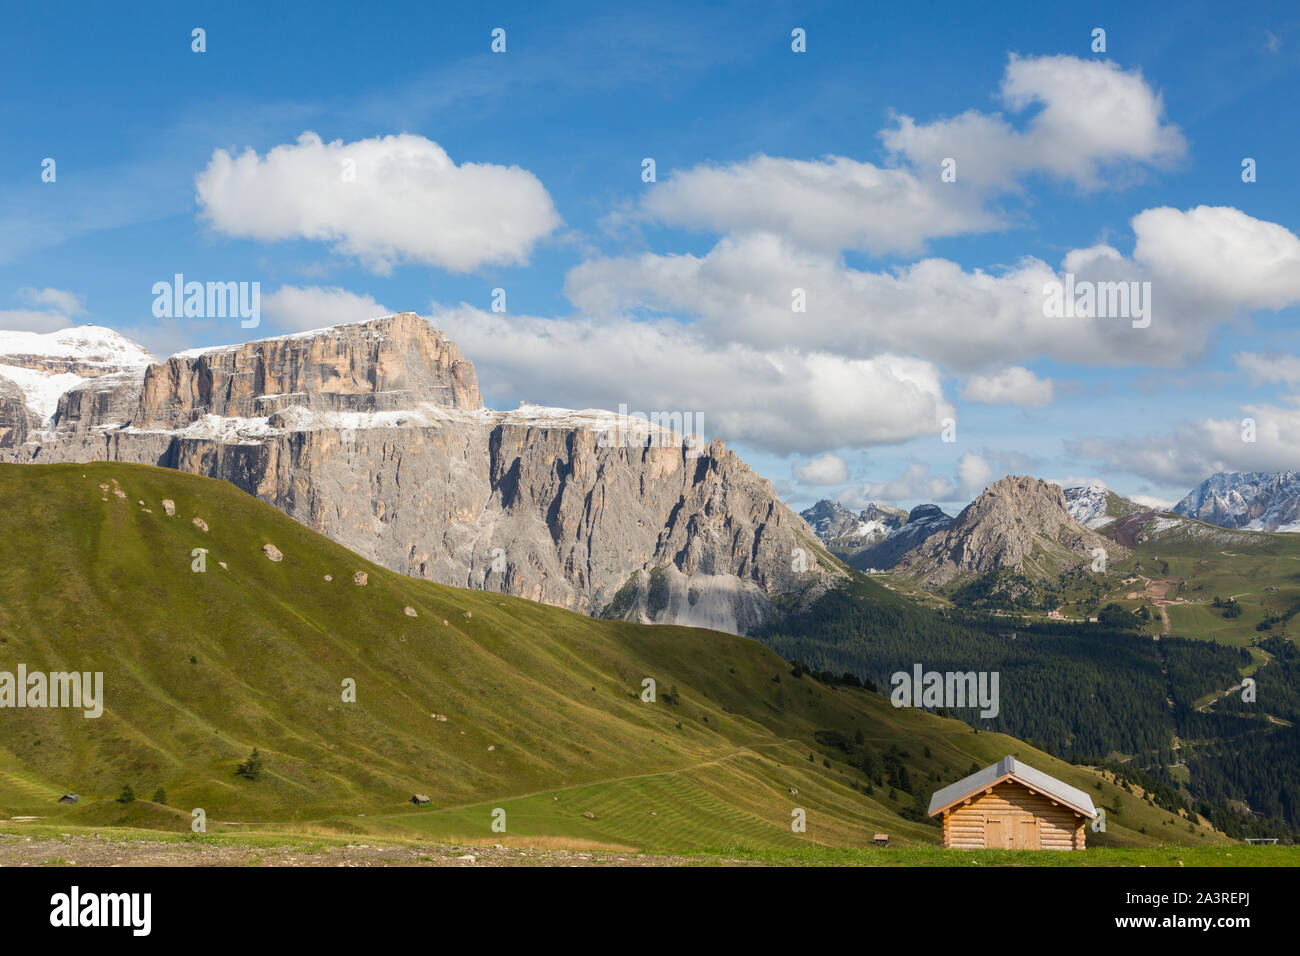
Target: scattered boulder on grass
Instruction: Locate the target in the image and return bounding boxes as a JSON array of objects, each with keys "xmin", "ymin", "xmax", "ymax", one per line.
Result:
[
  {"xmin": 582, "ymin": 811, "xmax": 596, "ymax": 820},
  {"xmin": 404, "ymin": 606, "xmax": 418, "ymax": 617},
  {"xmin": 262, "ymin": 543, "xmax": 283, "ymax": 562},
  {"xmin": 218, "ymin": 561, "xmax": 228, "ymax": 570},
  {"xmin": 430, "ymin": 714, "xmax": 448, "ymax": 722},
  {"xmin": 442, "ymin": 619, "xmax": 449, "ymax": 626},
  {"xmin": 192, "ymin": 517, "xmax": 208, "ymax": 532},
  {"xmin": 462, "ymin": 610, "xmax": 472, "ymax": 619},
  {"xmin": 162, "ymin": 499, "xmax": 176, "ymax": 516},
  {"xmin": 410, "ymin": 794, "xmax": 431, "ymax": 806},
  {"xmin": 353, "ymin": 571, "xmax": 368, "ymax": 586},
  {"xmin": 324, "ymin": 574, "xmax": 332, "ymax": 582}
]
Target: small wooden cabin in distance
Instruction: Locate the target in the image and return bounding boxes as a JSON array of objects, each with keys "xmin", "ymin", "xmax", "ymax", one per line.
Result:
[{"xmin": 928, "ymin": 756, "xmax": 1098, "ymax": 850}]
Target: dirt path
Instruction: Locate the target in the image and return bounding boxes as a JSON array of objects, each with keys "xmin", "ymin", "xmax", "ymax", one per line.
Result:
[{"xmin": 1196, "ymin": 682, "xmax": 1245, "ymax": 713}]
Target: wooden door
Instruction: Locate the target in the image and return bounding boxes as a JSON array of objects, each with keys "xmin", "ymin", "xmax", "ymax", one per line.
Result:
[
  {"xmin": 1019, "ymin": 818, "xmax": 1041, "ymax": 850},
  {"xmin": 984, "ymin": 818, "xmax": 1006, "ymax": 848}
]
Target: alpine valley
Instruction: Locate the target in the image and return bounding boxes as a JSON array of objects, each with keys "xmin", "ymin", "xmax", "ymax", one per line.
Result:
[{"xmin": 2, "ymin": 314, "xmax": 1299, "ymax": 858}]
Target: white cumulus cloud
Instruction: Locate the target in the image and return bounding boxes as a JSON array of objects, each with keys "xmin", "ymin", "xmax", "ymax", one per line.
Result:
[
  {"xmin": 882, "ymin": 54, "xmax": 1185, "ymax": 191},
  {"xmin": 0, "ymin": 287, "xmax": 88, "ymax": 333},
  {"xmin": 196, "ymin": 132, "xmax": 562, "ymax": 274},
  {"xmin": 1070, "ymin": 399, "xmax": 1300, "ymax": 487},
  {"xmin": 431, "ymin": 305, "xmax": 954, "ymax": 455},
  {"xmin": 962, "ymin": 366, "xmax": 1055, "ymax": 406},
  {"xmin": 844, "ymin": 452, "xmax": 996, "ymax": 507},
  {"xmin": 639, "ymin": 155, "xmax": 993, "ymax": 256},
  {"xmin": 566, "ymin": 206, "xmax": 1300, "ymax": 372},
  {"xmin": 1237, "ymin": 352, "xmax": 1300, "ymax": 386},
  {"xmin": 262, "ymin": 285, "xmax": 393, "ymax": 332},
  {"xmin": 793, "ymin": 453, "xmax": 850, "ymax": 485}
]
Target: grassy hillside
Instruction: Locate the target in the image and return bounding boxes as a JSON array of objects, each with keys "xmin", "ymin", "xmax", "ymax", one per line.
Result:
[
  {"xmin": 0, "ymin": 463, "xmax": 1219, "ymax": 854},
  {"xmin": 1068, "ymin": 511, "xmax": 1300, "ymax": 646}
]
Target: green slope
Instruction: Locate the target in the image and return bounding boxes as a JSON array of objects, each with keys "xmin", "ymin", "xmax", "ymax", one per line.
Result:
[
  {"xmin": 0, "ymin": 463, "xmax": 1219, "ymax": 852},
  {"xmin": 1071, "ymin": 511, "xmax": 1300, "ymax": 646}
]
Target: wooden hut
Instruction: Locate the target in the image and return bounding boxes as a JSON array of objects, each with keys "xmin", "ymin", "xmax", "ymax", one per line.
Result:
[{"xmin": 928, "ymin": 756, "xmax": 1097, "ymax": 850}]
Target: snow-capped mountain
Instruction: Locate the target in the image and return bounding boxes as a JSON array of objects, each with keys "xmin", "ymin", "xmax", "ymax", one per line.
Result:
[
  {"xmin": 1173, "ymin": 472, "xmax": 1300, "ymax": 533},
  {"xmin": 849, "ymin": 503, "xmax": 953, "ymax": 571},
  {"xmin": 0, "ymin": 326, "xmax": 153, "ymax": 428},
  {"xmin": 800, "ymin": 499, "xmax": 907, "ymax": 556},
  {"xmin": 1063, "ymin": 481, "xmax": 1117, "ymax": 529}
]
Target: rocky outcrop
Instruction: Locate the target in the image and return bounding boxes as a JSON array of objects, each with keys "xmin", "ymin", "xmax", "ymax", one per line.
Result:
[
  {"xmin": 895, "ymin": 476, "xmax": 1127, "ymax": 588},
  {"xmin": 4, "ymin": 313, "xmax": 837, "ymax": 633},
  {"xmin": 0, "ymin": 375, "xmax": 40, "ymax": 447},
  {"xmin": 49, "ymin": 371, "xmax": 144, "ymax": 437}
]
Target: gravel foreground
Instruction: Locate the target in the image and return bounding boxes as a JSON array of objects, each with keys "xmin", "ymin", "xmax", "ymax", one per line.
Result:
[{"xmin": 0, "ymin": 833, "xmax": 756, "ymax": 867}]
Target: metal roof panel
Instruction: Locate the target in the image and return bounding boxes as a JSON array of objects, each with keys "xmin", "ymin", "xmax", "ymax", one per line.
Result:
[{"xmin": 927, "ymin": 756, "xmax": 1097, "ymax": 818}]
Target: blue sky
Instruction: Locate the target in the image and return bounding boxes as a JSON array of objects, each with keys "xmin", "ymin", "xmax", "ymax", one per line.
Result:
[{"xmin": 3, "ymin": 0, "xmax": 1299, "ymax": 512}]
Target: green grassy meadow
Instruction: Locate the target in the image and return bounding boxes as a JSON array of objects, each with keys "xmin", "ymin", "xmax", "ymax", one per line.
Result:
[{"xmin": 0, "ymin": 463, "xmax": 1269, "ymax": 862}]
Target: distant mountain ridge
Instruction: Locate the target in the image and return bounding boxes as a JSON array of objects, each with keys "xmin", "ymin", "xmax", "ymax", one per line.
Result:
[
  {"xmin": 850, "ymin": 504, "xmax": 953, "ymax": 571},
  {"xmin": 1173, "ymin": 471, "xmax": 1300, "ymax": 533},
  {"xmin": 800, "ymin": 499, "xmax": 907, "ymax": 558},
  {"xmin": 895, "ymin": 475, "xmax": 1127, "ymax": 588}
]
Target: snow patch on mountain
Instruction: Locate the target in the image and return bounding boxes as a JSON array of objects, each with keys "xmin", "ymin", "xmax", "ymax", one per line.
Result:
[
  {"xmin": 0, "ymin": 365, "xmax": 84, "ymax": 425},
  {"xmin": 0, "ymin": 326, "xmax": 153, "ymax": 427},
  {"xmin": 1063, "ymin": 481, "xmax": 1115, "ymax": 529}
]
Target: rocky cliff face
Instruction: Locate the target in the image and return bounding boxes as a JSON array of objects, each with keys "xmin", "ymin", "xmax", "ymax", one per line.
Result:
[
  {"xmin": 894, "ymin": 475, "xmax": 1127, "ymax": 587},
  {"xmin": 4, "ymin": 313, "xmax": 837, "ymax": 633},
  {"xmin": 137, "ymin": 312, "xmax": 482, "ymax": 427},
  {"xmin": 51, "ymin": 371, "xmax": 146, "ymax": 437},
  {"xmin": 0, "ymin": 375, "xmax": 39, "ymax": 446}
]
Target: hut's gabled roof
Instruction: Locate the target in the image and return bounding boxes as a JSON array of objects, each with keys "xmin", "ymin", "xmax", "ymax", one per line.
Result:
[{"xmin": 927, "ymin": 755, "xmax": 1097, "ymax": 818}]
